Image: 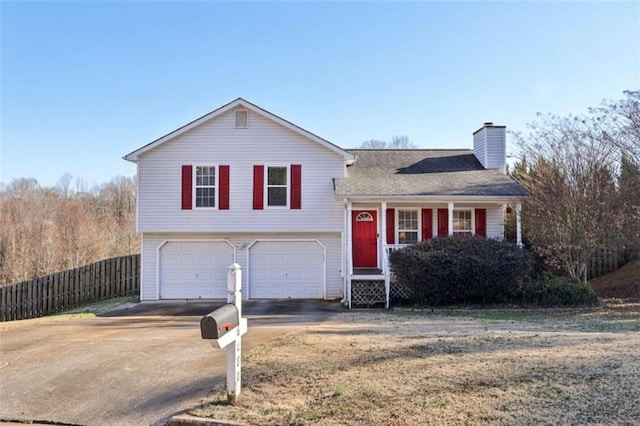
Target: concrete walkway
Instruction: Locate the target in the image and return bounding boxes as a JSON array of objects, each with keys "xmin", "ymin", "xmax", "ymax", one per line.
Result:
[{"xmin": 0, "ymin": 300, "xmax": 341, "ymax": 426}]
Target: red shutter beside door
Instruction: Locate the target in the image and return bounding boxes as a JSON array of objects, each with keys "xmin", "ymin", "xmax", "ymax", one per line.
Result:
[
  {"xmin": 219, "ymin": 165, "xmax": 230, "ymax": 210},
  {"xmin": 475, "ymin": 208, "xmax": 487, "ymax": 237},
  {"xmin": 181, "ymin": 165, "xmax": 192, "ymax": 210},
  {"xmin": 386, "ymin": 208, "xmax": 395, "ymax": 244},
  {"xmin": 422, "ymin": 209, "xmax": 433, "ymax": 240},
  {"xmin": 437, "ymin": 208, "xmax": 448, "ymax": 237},
  {"xmin": 290, "ymin": 164, "xmax": 301, "ymax": 209},
  {"xmin": 253, "ymin": 165, "xmax": 264, "ymax": 210}
]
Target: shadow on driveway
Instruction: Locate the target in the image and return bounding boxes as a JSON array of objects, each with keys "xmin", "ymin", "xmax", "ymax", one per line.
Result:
[{"xmin": 105, "ymin": 299, "xmax": 344, "ymax": 325}]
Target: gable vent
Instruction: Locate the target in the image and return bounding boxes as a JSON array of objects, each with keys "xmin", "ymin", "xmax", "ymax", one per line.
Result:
[{"xmin": 235, "ymin": 109, "xmax": 248, "ymax": 128}]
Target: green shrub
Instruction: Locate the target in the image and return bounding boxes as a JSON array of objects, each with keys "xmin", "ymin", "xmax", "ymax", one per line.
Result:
[
  {"xmin": 521, "ymin": 276, "xmax": 599, "ymax": 306},
  {"xmin": 389, "ymin": 236, "xmax": 533, "ymax": 305}
]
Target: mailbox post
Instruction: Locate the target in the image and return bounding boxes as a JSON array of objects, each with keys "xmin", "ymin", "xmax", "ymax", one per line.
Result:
[
  {"xmin": 200, "ymin": 263, "xmax": 247, "ymax": 404},
  {"xmin": 226, "ymin": 262, "xmax": 243, "ymax": 403}
]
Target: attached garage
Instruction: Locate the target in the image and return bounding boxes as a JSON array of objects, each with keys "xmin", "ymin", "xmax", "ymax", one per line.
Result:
[
  {"xmin": 249, "ymin": 240, "xmax": 325, "ymax": 299},
  {"xmin": 159, "ymin": 240, "xmax": 235, "ymax": 299}
]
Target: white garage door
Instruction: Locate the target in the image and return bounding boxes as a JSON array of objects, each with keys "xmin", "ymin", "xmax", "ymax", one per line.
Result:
[
  {"xmin": 159, "ymin": 241, "xmax": 234, "ymax": 299},
  {"xmin": 250, "ymin": 241, "xmax": 324, "ymax": 299}
]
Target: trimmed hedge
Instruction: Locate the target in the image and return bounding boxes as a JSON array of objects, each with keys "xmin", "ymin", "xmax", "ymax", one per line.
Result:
[
  {"xmin": 521, "ymin": 276, "xmax": 599, "ymax": 306},
  {"xmin": 389, "ymin": 236, "xmax": 533, "ymax": 305},
  {"xmin": 389, "ymin": 236, "xmax": 601, "ymax": 307}
]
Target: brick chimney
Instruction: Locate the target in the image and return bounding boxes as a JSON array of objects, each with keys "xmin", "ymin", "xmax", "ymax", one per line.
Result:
[{"xmin": 473, "ymin": 122, "xmax": 506, "ymax": 173}]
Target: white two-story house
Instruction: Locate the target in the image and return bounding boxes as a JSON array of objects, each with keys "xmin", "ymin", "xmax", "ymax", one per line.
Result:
[{"xmin": 124, "ymin": 98, "xmax": 526, "ymax": 307}]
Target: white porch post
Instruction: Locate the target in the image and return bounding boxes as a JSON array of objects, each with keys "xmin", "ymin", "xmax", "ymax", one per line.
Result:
[
  {"xmin": 447, "ymin": 202, "xmax": 454, "ymax": 236},
  {"xmin": 516, "ymin": 202, "xmax": 523, "ymax": 247},
  {"xmin": 381, "ymin": 201, "xmax": 387, "ymax": 269},
  {"xmin": 347, "ymin": 201, "xmax": 353, "ymax": 309},
  {"xmin": 342, "ymin": 198, "xmax": 348, "ymax": 304},
  {"xmin": 381, "ymin": 201, "xmax": 389, "ymax": 310}
]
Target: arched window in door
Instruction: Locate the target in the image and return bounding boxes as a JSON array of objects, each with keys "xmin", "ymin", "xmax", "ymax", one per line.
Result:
[{"xmin": 356, "ymin": 212, "xmax": 374, "ymax": 222}]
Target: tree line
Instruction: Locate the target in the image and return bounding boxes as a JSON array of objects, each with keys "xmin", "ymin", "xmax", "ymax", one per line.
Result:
[{"xmin": 0, "ymin": 175, "xmax": 137, "ymax": 285}]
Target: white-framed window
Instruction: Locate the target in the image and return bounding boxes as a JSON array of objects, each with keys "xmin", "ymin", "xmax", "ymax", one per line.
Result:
[
  {"xmin": 235, "ymin": 109, "xmax": 249, "ymax": 128},
  {"xmin": 397, "ymin": 209, "xmax": 419, "ymax": 244},
  {"xmin": 266, "ymin": 165, "xmax": 288, "ymax": 207},
  {"xmin": 453, "ymin": 209, "xmax": 473, "ymax": 234},
  {"xmin": 194, "ymin": 165, "xmax": 217, "ymax": 208}
]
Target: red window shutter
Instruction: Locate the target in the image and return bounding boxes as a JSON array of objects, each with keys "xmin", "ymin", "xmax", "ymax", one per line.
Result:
[
  {"xmin": 437, "ymin": 208, "xmax": 448, "ymax": 237},
  {"xmin": 181, "ymin": 165, "xmax": 192, "ymax": 210},
  {"xmin": 290, "ymin": 164, "xmax": 301, "ymax": 209},
  {"xmin": 475, "ymin": 208, "xmax": 487, "ymax": 237},
  {"xmin": 219, "ymin": 165, "xmax": 230, "ymax": 210},
  {"xmin": 253, "ymin": 165, "xmax": 264, "ymax": 210},
  {"xmin": 422, "ymin": 209, "xmax": 433, "ymax": 240},
  {"xmin": 386, "ymin": 208, "xmax": 395, "ymax": 244}
]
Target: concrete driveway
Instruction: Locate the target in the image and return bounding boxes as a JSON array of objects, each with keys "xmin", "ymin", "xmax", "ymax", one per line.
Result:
[{"xmin": 0, "ymin": 300, "xmax": 341, "ymax": 426}]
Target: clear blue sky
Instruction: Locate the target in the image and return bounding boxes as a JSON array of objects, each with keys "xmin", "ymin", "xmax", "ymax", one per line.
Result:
[{"xmin": 2, "ymin": 1, "xmax": 638, "ymax": 187}]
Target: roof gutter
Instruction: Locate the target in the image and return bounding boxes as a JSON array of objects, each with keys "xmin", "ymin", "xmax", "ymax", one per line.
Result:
[{"xmin": 335, "ymin": 194, "xmax": 527, "ymax": 202}]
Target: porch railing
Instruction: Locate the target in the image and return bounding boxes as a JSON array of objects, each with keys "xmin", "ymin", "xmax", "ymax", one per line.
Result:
[
  {"xmin": 349, "ymin": 244, "xmax": 410, "ymax": 309},
  {"xmin": 382, "ymin": 244, "xmax": 409, "ymax": 309}
]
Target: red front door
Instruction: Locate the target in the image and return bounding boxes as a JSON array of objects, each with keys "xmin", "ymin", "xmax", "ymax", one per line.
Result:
[{"xmin": 352, "ymin": 210, "xmax": 378, "ymax": 267}]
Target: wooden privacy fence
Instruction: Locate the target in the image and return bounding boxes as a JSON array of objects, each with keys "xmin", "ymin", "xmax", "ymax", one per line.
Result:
[
  {"xmin": 588, "ymin": 247, "xmax": 627, "ymax": 280},
  {"xmin": 1, "ymin": 254, "xmax": 140, "ymax": 322}
]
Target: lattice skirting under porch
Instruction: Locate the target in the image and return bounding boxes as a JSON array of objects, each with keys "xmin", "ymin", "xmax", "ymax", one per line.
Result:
[
  {"xmin": 351, "ymin": 279, "xmax": 414, "ymax": 307},
  {"xmin": 390, "ymin": 280, "xmax": 413, "ymax": 301},
  {"xmin": 351, "ymin": 280, "xmax": 385, "ymax": 307}
]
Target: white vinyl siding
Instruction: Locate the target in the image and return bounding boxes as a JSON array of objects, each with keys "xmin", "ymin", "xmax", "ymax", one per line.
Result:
[
  {"xmin": 486, "ymin": 205, "xmax": 504, "ymax": 239},
  {"xmin": 473, "ymin": 130, "xmax": 487, "ymax": 168},
  {"xmin": 140, "ymin": 232, "xmax": 342, "ymax": 301},
  {"xmin": 485, "ymin": 127, "xmax": 506, "ymax": 173},
  {"xmin": 473, "ymin": 126, "xmax": 506, "ymax": 173},
  {"xmin": 137, "ymin": 109, "xmax": 345, "ymax": 233}
]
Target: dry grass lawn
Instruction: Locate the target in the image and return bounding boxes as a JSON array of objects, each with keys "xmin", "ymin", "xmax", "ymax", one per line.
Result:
[{"xmin": 191, "ymin": 300, "xmax": 639, "ymax": 425}]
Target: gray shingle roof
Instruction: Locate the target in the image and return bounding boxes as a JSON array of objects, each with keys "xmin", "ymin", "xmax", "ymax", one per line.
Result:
[{"xmin": 334, "ymin": 149, "xmax": 527, "ymax": 198}]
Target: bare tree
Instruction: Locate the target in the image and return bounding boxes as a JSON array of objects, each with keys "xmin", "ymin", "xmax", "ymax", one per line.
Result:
[
  {"xmin": 360, "ymin": 139, "xmax": 388, "ymax": 149},
  {"xmin": 390, "ymin": 135, "xmax": 416, "ymax": 148},
  {"xmin": 56, "ymin": 173, "xmax": 74, "ymax": 198},
  {"xmin": 513, "ymin": 97, "xmax": 636, "ymax": 282},
  {"xmin": 591, "ymin": 90, "xmax": 640, "ymax": 162},
  {"xmin": 360, "ymin": 135, "xmax": 416, "ymax": 149},
  {"xmin": 5, "ymin": 178, "xmax": 40, "ymax": 200}
]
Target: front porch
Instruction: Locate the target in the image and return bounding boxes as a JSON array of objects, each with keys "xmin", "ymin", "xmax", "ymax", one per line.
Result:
[{"xmin": 345, "ymin": 200, "xmax": 523, "ymax": 308}]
